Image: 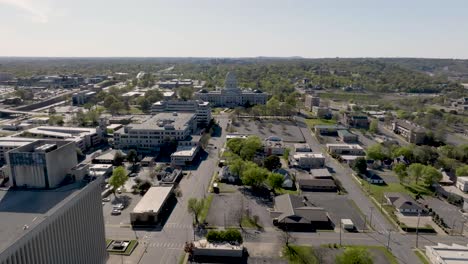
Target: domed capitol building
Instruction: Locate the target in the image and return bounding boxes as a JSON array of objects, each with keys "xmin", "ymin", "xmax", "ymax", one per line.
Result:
[{"xmin": 194, "ymin": 72, "xmax": 268, "ymax": 107}]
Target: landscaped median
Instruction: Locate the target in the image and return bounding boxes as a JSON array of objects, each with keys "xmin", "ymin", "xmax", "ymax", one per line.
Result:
[{"xmin": 106, "ymin": 239, "xmax": 139, "ymax": 256}]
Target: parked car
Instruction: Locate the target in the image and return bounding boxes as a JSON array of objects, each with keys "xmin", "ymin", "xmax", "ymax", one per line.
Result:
[
  {"xmin": 129, "ymin": 173, "xmax": 138, "ymax": 177},
  {"xmin": 113, "ymin": 204, "xmax": 124, "ymax": 210},
  {"xmin": 102, "ymin": 197, "xmax": 111, "ymax": 202},
  {"xmin": 111, "ymin": 209, "xmax": 121, "ymax": 215},
  {"xmin": 117, "ymin": 187, "xmax": 122, "ymax": 194}
]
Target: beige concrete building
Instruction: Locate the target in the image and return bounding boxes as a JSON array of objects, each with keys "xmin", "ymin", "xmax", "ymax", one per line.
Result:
[
  {"xmin": 194, "ymin": 72, "xmax": 268, "ymax": 107},
  {"xmin": 326, "ymin": 143, "xmax": 365, "ymax": 156},
  {"xmin": 391, "ymin": 120, "xmax": 426, "ymax": 144},
  {"xmin": 0, "ymin": 179, "xmax": 108, "ymax": 264},
  {"xmin": 113, "ymin": 113, "xmax": 197, "ymax": 153},
  {"xmin": 6, "ymin": 140, "xmax": 78, "ymax": 189},
  {"xmin": 151, "ymin": 99, "xmax": 211, "ymax": 126},
  {"xmin": 130, "ymin": 186, "xmax": 174, "ymax": 226},
  {"xmin": 304, "ymin": 95, "xmax": 320, "ymax": 111}
]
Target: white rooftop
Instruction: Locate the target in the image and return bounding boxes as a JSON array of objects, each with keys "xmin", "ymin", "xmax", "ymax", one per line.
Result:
[
  {"xmin": 132, "ymin": 186, "xmax": 173, "ymax": 214},
  {"xmin": 171, "ymin": 146, "xmax": 198, "ymax": 157},
  {"xmin": 426, "ymin": 243, "xmax": 468, "ymax": 264}
]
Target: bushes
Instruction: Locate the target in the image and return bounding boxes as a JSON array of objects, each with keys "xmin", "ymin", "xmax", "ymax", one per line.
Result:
[{"xmin": 206, "ymin": 229, "xmax": 243, "ymax": 244}]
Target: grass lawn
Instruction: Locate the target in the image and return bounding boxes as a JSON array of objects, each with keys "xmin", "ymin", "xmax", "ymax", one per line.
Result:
[
  {"xmin": 319, "ymin": 92, "xmax": 380, "ymax": 102},
  {"xmin": 348, "ymin": 245, "xmax": 398, "ymax": 264},
  {"xmin": 198, "ymin": 194, "xmax": 214, "ymax": 223},
  {"xmin": 414, "ymin": 249, "xmax": 430, "ymax": 264},
  {"xmin": 304, "ymin": 118, "xmax": 337, "ymax": 129},
  {"xmin": 106, "ymin": 240, "xmax": 139, "ymax": 256},
  {"xmin": 282, "ymin": 245, "xmax": 318, "ymax": 264},
  {"xmin": 275, "ymin": 188, "xmax": 301, "ymax": 195},
  {"xmin": 218, "ymin": 183, "xmax": 237, "ymax": 193},
  {"xmin": 129, "ymin": 106, "xmax": 143, "ymax": 114},
  {"xmin": 241, "ymin": 215, "xmax": 263, "ymax": 229}
]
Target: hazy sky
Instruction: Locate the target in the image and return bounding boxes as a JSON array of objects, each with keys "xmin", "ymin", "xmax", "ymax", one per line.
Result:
[{"xmin": 1, "ymin": 0, "xmax": 467, "ymax": 58}]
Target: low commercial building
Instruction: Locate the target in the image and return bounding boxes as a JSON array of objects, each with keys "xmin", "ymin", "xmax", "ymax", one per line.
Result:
[
  {"xmin": 310, "ymin": 168, "xmax": 332, "ymax": 179},
  {"xmin": 342, "ymin": 112, "xmax": 370, "ymax": 129},
  {"xmin": 297, "ymin": 177, "xmax": 337, "ymax": 192},
  {"xmin": 326, "ymin": 144, "xmax": 365, "ymax": 156},
  {"xmin": 270, "ymin": 194, "xmax": 331, "ymax": 230},
  {"xmin": 89, "ymin": 164, "xmax": 113, "ymax": 178},
  {"xmin": 113, "ymin": 113, "xmax": 197, "ymax": 153},
  {"xmin": 314, "ymin": 124, "xmax": 347, "ymax": 135},
  {"xmin": 130, "ymin": 186, "xmax": 174, "ymax": 226},
  {"xmin": 6, "ymin": 140, "xmax": 78, "ymax": 189},
  {"xmin": 391, "ymin": 120, "xmax": 426, "ymax": 144},
  {"xmin": 21, "ymin": 126, "xmax": 102, "ymax": 152},
  {"xmin": 151, "ymin": 99, "xmax": 211, "ymax": 126},
  {"xmin": 192, "ymin": 239, "xmax": 244, "ymax": 258},
  {"xmin": 425, "ymin": 243, "xmax": 468, "ymax": 264},
  {"xmin": 456, "ymin": 177, "xmax": 468, "ymax": 192},
  {"xmin": 337, "ymin": 130, "xmax": 358, "ymax": 143},
  {"xmin": 0, "ymin": 179, "xmax": 108, "ymax": 264},
  {"xmin": 304, "ymin": 95, "xmax": 320, "ymax": 111},
  {"xmin": 312, "ymin": 106, "xmax": 331, "ymax": 118},
  {"xmin": 290, "ymin": 153, "xmax": 325, "ymax": 169},
  {"xmin": 264, "ymin": 137, "xmax": 285, "ymax": 155},
  {"xmin": 294, "ymin": 143, "xmax": 312, "ymax": 153},
  {"xmin": 170, "ymin": 146, "xmax": 199, "ymax": 167}
]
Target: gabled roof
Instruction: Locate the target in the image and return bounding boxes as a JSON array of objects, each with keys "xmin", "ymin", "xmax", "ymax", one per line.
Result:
[
  {"xmin": 274, "ymin": 194, "xmax": 329, "ymax": 223},
  {"xmin": 384, "ymin": 192, "xmax": 423, "ymax": 211}
]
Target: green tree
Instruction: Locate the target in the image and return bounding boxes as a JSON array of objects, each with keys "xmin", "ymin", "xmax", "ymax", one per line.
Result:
[
  {"xmin": 241, "ymin": 165, "xmax": 269, "ymax": 188},
  {"xmin": 267, "ymin": 173, "xmax": 284, "ymax": 190},
  {"xmin": 239, "ymin": 136, "xmax": 262, "ymax": 161},
  {"xmin": 393, "ymin": 163, "xmax": 408, "ymax": 183},
  {"xmin": 408, "ymin": 163, "xmax": 425, "ymax": 184},
  {"xmin": 392, "ymin": 146, "xmax": 414, "ymax": 161},
  {"xmin": 145, "ymin": 89, "xmax": 163, "ymax": 103},
  {"xmin": 263, "ymin": 155, "xmax": 281, "ymax": 171},
  {"xmin": 335, "ymin": 248, "xmax": 373, "ymax": 264},
  {"xmin": 103, "ymin": 95, "xmax": 119, "ymax": 108},
  {"xmin": 113, "ymin": 151, "xmax": 125, "ymax": 166},
  {"xmin": 139, "ymin": 98, "xmax": 151, "ymax": 112},
  {"xmin": 127, "ymin": 149, "xmax": 138, "ymax": 171},
  {"xmin": 226, "ymin": 138, "xmax": 244, "ymax": 155},
  {"xmin": 108, "ymin": 166, "xmax": 128, "ymax": 196},
  {"xmin": 423, "ymin": 165, "xmax": 442, "ymax": 186},
  {"xmin": 283, "ymin": 148, "xmax": 291, "ymax": 161},
  {"xmin": 187, "ymin": 198, "xmax": 204, "ymax": 225},
  {"xmin": 456, "ymin": 165, "xmax": 468, "ymax": 177},
  {"xmin": 48, "ymin": 115, "xmax": 64, "ymax": 126},
  {"xmin": 366, "ymin": 144, "xmax": 388, "ymax": 161},
  {"xmin": 266, "ymin": 97, "xmax": 280, "ymax": 116},
  {"xmin": 351, "ymin": 157, "xmax": 367, "ymax": 174},
  {"xmin": 178, "ymin": 87, "xmax": 193, "ymax": 100},
  {"xmin": 369, "ymin": 119, "xmax": 379, "ymax": 133},
  {"xmin": 109, "ymin": 101, "xmax": 125, "ymax": 115}
]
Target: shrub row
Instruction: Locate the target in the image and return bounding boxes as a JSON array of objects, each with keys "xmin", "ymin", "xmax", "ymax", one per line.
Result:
[{"xmin": 206, "ymin": 229, "xmax": 243, "ymax": 244}]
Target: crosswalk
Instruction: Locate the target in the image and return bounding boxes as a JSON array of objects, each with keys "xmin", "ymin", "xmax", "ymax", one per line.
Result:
[
  {"xmin": 147, "ymin": 242, "xmax": 185, "ymax": 249},
  {"xmin": 163, "ymin": 223, "xmax": 193, "ymax": 229}
]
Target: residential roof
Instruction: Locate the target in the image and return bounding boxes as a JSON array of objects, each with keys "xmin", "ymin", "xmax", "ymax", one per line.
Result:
[
  {"xmin": 394, "ymin": 120, "xmax": 426, "ymax": 133},
  {"xmin": 297, "ymin": 178, "xmax": 336, "ymax": 188},
  {"xmin": 274, "ymin": 194, "xmax": 329, "ymax": 223},
  {"xmin": 384, "ymin": 192, "xmax": 423, "ymax": 211},
  {"xmin": 132, "ymin": 186, "xmax": 173, "ymax": 214}
]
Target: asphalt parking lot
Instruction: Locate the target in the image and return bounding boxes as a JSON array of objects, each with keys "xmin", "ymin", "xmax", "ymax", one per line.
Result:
[
  {"xmin": 421, "ymin": 197, "xmax": 466, "ymax": 234},
  {"xmin": 206, "ymin": 189, "xmax": 274, "ymax": 229},
  {"xmin": 102, "ymin": 193, "xmax": 143, "ymax": 226},
  {"xmin": 303, "ymin": 193, "xmax": 367, "ymax": 231},
  {"xmin": 232, "ymin": 118, "xmax": 305, "ymax": 142}
]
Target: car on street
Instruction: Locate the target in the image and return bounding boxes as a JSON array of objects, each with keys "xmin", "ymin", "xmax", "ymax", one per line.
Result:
[
  {"xmin": 129, "ymin": 173, "xmax": 138, "ymax": 177},
  {"xmin": 117, "ymin": 187, "xmax": 122, "ymax": 194},
  {"xmin": 113, "ymin": 204, "xmax": 124, "ymax": 210},
  {"xmin": 111, "ymin": 209, "xmax": 121, "ymax": 215},
  {"xmin": 102, "ymin": 197, "xmax": 111, "ymax": 202}
]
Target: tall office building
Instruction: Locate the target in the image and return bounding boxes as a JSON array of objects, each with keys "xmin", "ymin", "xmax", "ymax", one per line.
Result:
[
  {"xmin": 6, "ymin": 140, "xmax": 78, "ymax": 189},
  {"xmin": 151, "ymin": 99, "xmax": 211, "ymax": 126},
  {"xmin": 0, "ymin": 179, "xmax": 108, "ymax": 264}
]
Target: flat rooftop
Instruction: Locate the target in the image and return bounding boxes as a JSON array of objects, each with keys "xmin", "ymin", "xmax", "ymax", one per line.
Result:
[
  {"xmin": 326, "ymin": 144, "xmax": 364, "ymax": 150},
  {"xmin": 125, "ymin": 112, "xmax": 195, "ymax": 131},
  {"xmin": 0, "ymin": 182, "xmax": 89, "ymax": 253},
  {"xmin": 132, "ymin": 186, "xmax": 173, "ymax": 214},
  {"xmin": 426, "ymin": 243, "xmax": 468, "ymax": 264},
  {"xmin": 171, "ymin": 146, "xmax": 198, "ymax": 157},
  {"xmin": 0, "ymin": 137, "xmax": 36, "ymax": 147}
]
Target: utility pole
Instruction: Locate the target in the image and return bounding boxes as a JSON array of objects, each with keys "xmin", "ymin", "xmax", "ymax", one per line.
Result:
[
  {"xmin": 451, "ymin": 220, "xmax": 456, "ymax": 236},
  {"xmin": 364, "ymin": 215, "xmax": 367, "ymax": 232},
  {"xmin": 369, "ymin": 207, "xmax": 374, "ymax": 229},
  {"xmin": 339, "ymin": 219, "xmax": 342, "ymax": 246},
  {"xmin": 386, "ymin": 229, "xmax": 391, "ymax": 250},
  {"xmin": 415, "ymin": 211, "xmax": 421, "ymax": 248},
  {"xmin": 460, "ymin": 220, "xmax": 466, "ymax": 236}
]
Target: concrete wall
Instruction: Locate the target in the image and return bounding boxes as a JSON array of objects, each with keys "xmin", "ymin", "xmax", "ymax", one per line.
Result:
[{"xmin": 45, "ymin": 143, "xmax": 78, "ymax": 188}]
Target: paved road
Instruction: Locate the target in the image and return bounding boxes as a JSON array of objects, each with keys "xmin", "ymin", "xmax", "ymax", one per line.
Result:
[{"xmin": 137, "ymin": 115, "xmax": 229, "ymax": 264}]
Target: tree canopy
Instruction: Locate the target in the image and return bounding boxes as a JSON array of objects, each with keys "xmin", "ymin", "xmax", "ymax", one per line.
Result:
[
  {"xmin": 108, "ymin": 166, "xmax": 128, "ymax": 195},
  {"xmin": 335, "ymin": 247, "xmax": 373, "ymax": 264}
]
